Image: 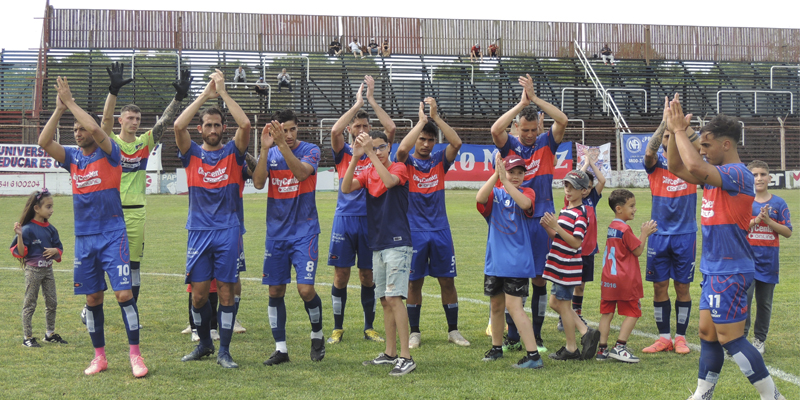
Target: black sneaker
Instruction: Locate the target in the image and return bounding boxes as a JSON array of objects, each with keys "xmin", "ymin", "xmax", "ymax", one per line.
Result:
[
  {"xmin": 23, "ymin": 338, "xmax": 41, "ymax": 348},
  {"xmin": 580, "ymin": 328, "xmax": 601, "ymax": 360},
  {"xmin": 311, "ymin": 338, "xmax": 326, "ymax": 361},
  {"xmin": 362, "ymin": 353, "xmax": 397, "ymax": 366},
  {"xmin": 263, "ymin": 350, "xmax": 290, "ymax": 366},
  {"xmin": 181, "ymin": 344, "xmax": 215, "ymax": 361},
  {"xmin": 216, "ymin": 350, "xmax": 239, "ymax": 368},
  {"xmin": 482, "ymin": 347, "xmax": 504, "ymax": 361},
  {"xmin": 513, "ymin": 354, "xmax": 544, "ymax": 369},
  {"xmin": 44, "ymin": 333, "xmax": 68, "ymax": 344},
  {"xmin": 389, "ymin": 357, "xmax": 416, "ymax": 376},
  {"xmin": 548, "ymin": 346, "xmax": 581, "ymax": 361}
]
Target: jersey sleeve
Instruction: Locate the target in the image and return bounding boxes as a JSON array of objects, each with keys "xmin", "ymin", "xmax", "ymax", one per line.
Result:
[
  {"xmin": 776, "ymin": 198, "xmax": 793, "ymax": 231},
  {"xmin": 9, "ymin": 235, "xmax": 24, "ymax": 258},
  {"xmin": 299, "ymin": 144, "xmax": 321, "ymax": 173},
  {"xmin": 588, "ymin": 188, "xmax": 601, "ymax": 204},
  {"xmin": 355, "ymin": 167, "xmax": 369, "ymax": 189},
  {"xmin": 621, "ymin": 225, "xmax": 642, "ymax": 252},
  {"xmin": 644, "ymin": 153, "xmax": 662, "ymax": 174},
  {"xmin": 715, "ymin": 164, "xmax": 748, "ymax": 194},
  {"xmin": 145, "ymin": 129, "xmax": 156, "ymax": 148},
  {"xmin": 438, "ymin": 149, "xmax": 454, "ymax": 173},
  {"xmin": 332, "ymin": 143, "xmax": 349, "ymax": 165},
  {"xmin": 104, "ymin": 139, "xmax": 122, "ymax": 166},
  {"xmin": 573, "ymin": 207, "xmax": 588, "ymax": 238},
  {"xmin": 477, "ymin": 188, "xmax": 496, "ymax": 218},
  {"xmin": 497, "ymin": 135, "xmax": 520, "ymax": 157},
  {"xmin": 60, "ymin": 147, "xmax": 74, "ymax": 172},
  {"xmin": 51, "ymin": 226, "xmax": 63, "ymax": 262},
  {"xmin": 389, "ymin": 162, "xmax": 408, "ymax": 186},
  {"xmin": 178, "ymin": 141, "xmax": 196, "ymax": 168},
  {"xmin": 537, "ymin": 129, "xmax": 558, "ymax": 154},
  {"xmin": 521, "ymin": 188, "xmax": 536, "ymax": 217}
]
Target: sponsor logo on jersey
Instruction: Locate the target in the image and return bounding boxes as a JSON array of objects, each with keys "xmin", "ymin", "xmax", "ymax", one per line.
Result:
[
  {"xmin": 73, "ymin": 170, "xmax": 101, "ymax": 188},
  {"xmin": 525, "ymin": 159, "xmax": 541, "ymax": 177},
  {"xmin": 121, "ymin": 155, "xmax": 143, "ymax": 170},
  {"xmin": 271, "ymin": 176, "xmax": 300, "ymax": 193},
  {"xmin": 701, "ymin": 198, "xmax": 714, "ymax": 218},
  {"xmin": 197, "ymin": 166, "xmax": 229, "ymax": 184},
  {"xmin": 32, "ymin": 239, "xmax": 41, "ymax": 245},
  {"xmin": 662, "ymin": 175, "xmax": 688, "ymax": 192},
  {"xmin": 413, "ymin": 173, "xmax": 438, "ymax": 189},
  {"xmin": 748, "ymin": 232, "xmax": 776, "ymax": 241}
]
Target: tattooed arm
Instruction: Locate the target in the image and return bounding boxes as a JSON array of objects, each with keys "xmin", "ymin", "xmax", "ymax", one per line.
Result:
[{"xmin": 151, "ymin": 99, "xmax": 181, "ymax": 144}]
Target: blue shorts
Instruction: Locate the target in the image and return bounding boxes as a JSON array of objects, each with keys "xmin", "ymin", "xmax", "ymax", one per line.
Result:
[
  {"xmin": 73, "ymin": 228, "xmax": 132, "ymax": 295},
  {"xmin": 550, "ymin": 282, "xmax": 575, "ymax": 301},
  {"xmin": 263, "ymin": 234, "xmax": 319, "ymax": 286},
  {"xmin": 409, "ymin": 229, "xmax": 456, "ymax": 281},
  {"xmin": 185, "ymin": 227, "xmax": 241, "ymax": 284},
  {"xmin": 237, "ymin": 235, "xmax": 246, "ymax": 272},
  {"xmin": 531, "ymin": 218, "xmax": 551, "ymax": 277},
  {"xmin": 328, "ymin": 215, "xmax": 372, "ymax": 269},
  {"xmin": 699, "ymin": 273, "xmax": 753, "ymax": 324},
  {"xmin": 646, "ymin": 233, "xmax": 696, "ymax": 283}
]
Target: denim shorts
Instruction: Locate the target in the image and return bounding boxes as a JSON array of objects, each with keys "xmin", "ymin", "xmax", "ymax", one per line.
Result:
[
  {"xmin": 551, "ymin": 282, "xmax": 575, "ymax": 301},
  {"xmin": 373, "ymin": 246, "xmax": 412, "ymax": 299}
]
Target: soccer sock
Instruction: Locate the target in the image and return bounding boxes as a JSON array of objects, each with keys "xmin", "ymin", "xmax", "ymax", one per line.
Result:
[
  {"xmin": 572, "ymin": 295, "xmax": 584, "ymax": 316},
  {"xmin": 675, "ymin": 300, "xmax": 691, "ymax": 337},
  {"xmin": 599, "ymin": 343, "xmax": 608, "ymax": 350},
  {"xmin": 304, "ymin": 294, "xmax": 323, "ymax": 335},
  {"xmin": 615, "ymin": 339, "xmax": 627, "ymax": 347},
  {"xmin": 234, "ymin": 295, "xmax": 241, "ymax": 316},
  {"xmin": 722, "ymin": 336, "xmax": 771, "ymax": 385},
  {"xmin": 118, "ymin": 298, "xmax": 140, "ymax": 345},
  {"xmin": 694, "ymin": 339, "xmax": 724, "ymax": 399},
  {"xmin": 85, "ymin": 303, "xmax": 105, "ymax": 349},
  {"xmin": 443, "ymin": 303, "xmax": 459, "ymax": 332},
  {"xmin": 361, "ymin": 284, "xmax": 376, "ymax": 331},
  {"xmin": 191, "ymin": 300, "xmax": 213, "ymax": 348},
  {"xmin": 531, "ymin": 285, "xmax": 547, "ymax": 339},
  {"xmin": 268, "ymin": 296, "xmax": 287, "ymax": 350},
  {"xmin": 654, "ymin": 300, "xmax": 672, "ymax": 339},
  {"xmin": 130, "ymin": 261, "xmax": 141, "ymax": 302},
  {"xmin": 505, "ymin": 310, "xmax": 519, "ymax": 341},
  {"xmin": 331, "ymin": 285, "xmax": 347, "ymax": 330},
  {"xmin": 526, "ymin": 350, "xmax": 541, "ymax": 360},
  {"xmin": 407, "ymin": 304, "xmax": 421, "ymax": 333},
  {"xmin": 218, "ymin": 304, "xmax": 235, "ymax": 354}
]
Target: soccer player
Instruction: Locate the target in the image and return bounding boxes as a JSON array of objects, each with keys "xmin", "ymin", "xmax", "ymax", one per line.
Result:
[
  {"xmin": 37, "ymin": 77, "xmax": 147, "ymax": 377},
  {"xmin": 327, "ymin": 75, "xmax": 396, "ymax": 344},
  {"xmin": 342, "ymin": 131, "xmax": 416, "ymax": 376},
  {"xmin": 490, "ymin": 74, "xmax": 568, "ymax": 353},
  {"xmin": 252, "ymin": 109, "xmax": 324, "ymax": 366},
  {"xmin": 174, "ymin": 69, "xmax": 250, "ymax": 369},
  {"xmin": 395, "ymin": 98, "xmax": 469, "ymax": 348},
  {"xmin": 665, "ymin": 94, "xmax": 785, "ymax": 400},
  {"xmin": 99, "ymin": 62, "xmax": 192, "ymax": 304},
  {"xmin": 744, "ymin": 160, "xmax": 792, "ymax": 354},
  {"xmin": 642, "ymin": 103, "xmax": 700, "ymax": 355}
]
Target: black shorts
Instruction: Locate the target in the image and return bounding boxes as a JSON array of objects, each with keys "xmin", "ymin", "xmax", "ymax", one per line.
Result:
[
  {"xmin": 484, "ymin": 275, "xmax": 529, "ymax": 298},
  {"xmin": 581, "ymin": 255, "xmax": 595, "ymax": 282}
]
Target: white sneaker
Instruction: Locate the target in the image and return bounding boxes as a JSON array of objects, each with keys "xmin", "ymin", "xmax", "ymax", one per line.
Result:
[
  {"xmin": 448, "ymin": 330, "xmax": 470, "ymax": 347},
  {"xmin": 752, "ymin": 338, "xmax": 765, "ymax": 355},
  {"xmin": 409, "ymin": 332, "xmax": 421, "ymax": 349},
  {"xmin": 233, "ymin": 319, "xmax": 246, "ymax": 334},
  {"xmin": 191, "ymin": 329, "xmax": 199, "ymax": 342},
  {"xmin": 609, "ymin": 344, "xmax": 640, "ymax": 363},
  {"xmin": 210, "ymin": 329, "xmax": 220, "ymax": 341},
  {"xmin": 181, "ymin": 325, "xmax": 192, "ymax": 334}
]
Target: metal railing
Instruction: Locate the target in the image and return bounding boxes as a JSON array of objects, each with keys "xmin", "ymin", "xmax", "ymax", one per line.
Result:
[
  {"xmin": 607, "ymin": 88, "xmax": 648, "ymax": 113},
  {"xmin": 716, "ymin": 90, "xmax": 793, "ymax": 115},
  {"xmin": 224, "ymin": 82, "xmax": 270, "ymax": 109},
  {"xmin": 263, "ymin": 55, "xmax": 309, "ymax": 81},
  {"xmin": 573, "ymin": 40, "xmax": 631, "ymax": 134},
  {"xmin": 389, "ymin": 62, "xmax": 473, "ymax": 84},
  {"xmin": 131, "ymin": 52, "xmax": 181, "ymax": 80},
  {"xmin": 769, "ymin": 65, "xmax": 800, "ymax": 89}
]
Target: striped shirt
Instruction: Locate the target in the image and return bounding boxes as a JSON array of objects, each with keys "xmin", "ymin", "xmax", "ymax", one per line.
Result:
[{"xmin": 543, "ymin": 205, "xmax": 587, "ymax": 286}]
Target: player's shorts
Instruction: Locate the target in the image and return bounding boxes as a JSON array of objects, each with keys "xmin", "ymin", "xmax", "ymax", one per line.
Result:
[
  {"xmin": 581, "ymin": 255, "xmax": 595, "ymax": 282},
  {"xmin": 262, "ymin": 234, "xmax": 319, "ymax": 286},
  {"xmin": 550, "ymin": 282, "xmax": 575, "ymax": 301},
  {"xmin": 237, "ymin": 235, "xmax": 246, "ymax": 272},
  {"xmin": 600, "ymin": 299, "xmax": 642, "ymax": 318},
  {"xmin": 373, "ymin": 246, "xmax": 412, "ymax": 298},
  {"xmin": 409, "ymin": 229, "xmax": 456, "ymax": 281},
  {"xmin": 484, "ymin": 275, "xmax": 529, "ymax": 298},
  {"xmin": 531, "ymin": 218, "xmax": 551, "ymax": 276},
  {"xmin": 699, "ymin": 273, "xmax": 753, "ymax": 324},
  {"xmin": 646, "ymin": 233, "xmax": 696, "ymax": 283},
  {"xmin": 327, "ymin": 215, "xmax": 372, "ymax": 269},
  {"xmin": 185, "ymin": 226, "xmax": 241, "ymax": 284},
  {"xmin": 123, "ymin": 206, "xmax": 146, "ymax": 262},
  {"xmin": 73, "ymin": 228, "xmax": 131, "ymax": 295}
]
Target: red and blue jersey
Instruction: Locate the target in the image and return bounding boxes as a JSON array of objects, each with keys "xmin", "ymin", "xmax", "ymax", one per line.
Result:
[
  {"xmin": 543, "ymin": 205, "xmax": 588, "ymax": 286},
  {"xmin": 497, "ymin": 131, "xmax": 558, "ymax": 217},
  {"xmin": 700, "ymin": 163, "xmax": 755, "ymax": 275},
  {"xmin": 333, "ymin": 143, "xmax": 371, "ymax": 217},
  {"xmin": 600, "ymin": 219, "xmax": 643, "ymax": 301},
  {"xmin": 266, "ymin": 141, "xmax": 320, "ymax": 240},
  {"xmin": 747, "ymin": 195, "xmax": 792, "ymax": 283},
  {"xmin": 564, "ymin": 188, "xmax": 601, "ymax": 256},
  {"xmin": 478, "ymin": 186, "xmax": 537, "ymax": 278},
  {"xmin": 61, "ymin": 141, "xmax": 126, "ymax": 235},
  {"xmin": 403, "ymin": 150, "xmax": 453, "ymax": 232},
  {"xmin": 356, "ymin": 162, "xmax": 411, "ymax": 251},
  {"xmin": 646, "ymin": 153, "xmax": 698, "ymax": 235},
  {"xmin": 179, "ymin": 141, "xmax": 245, "ymax": 231},
  {"xmin": 9, "ymin": 220, "xmax": 63, "ymax": 268}
]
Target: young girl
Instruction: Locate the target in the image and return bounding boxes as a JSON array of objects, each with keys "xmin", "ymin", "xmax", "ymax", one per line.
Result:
[{"xmin": 10, "ymin": 189, "xmax": 67, "ymax": 347}]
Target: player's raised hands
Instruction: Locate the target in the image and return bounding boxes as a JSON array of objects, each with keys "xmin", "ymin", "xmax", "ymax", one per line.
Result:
[
  {"xmin": 425, "ymin": 97, "xmax": 438, "ymax": 118},
  {"xmin": 200, "ymin": 77, "xmax": 219, "ymax": 100},
  {"xmin": 641, "ymin": 220, "xmax": 658, "ymax": 236},
  {"xmin": 55, "ymin": 76, "xmax": 75, "ymax": 105},
  {"xmin": 494, "ymin": 152, "xmax": 505, "ymax": 178},
  {"xmin": 519, "ymin": 74, "xmax": 536, "ymax": 102},
  {"xmin": 106, "ymin": 61, "xmax": 133, "ymax": 96},
  {"xmin": 537, "ymin": 111, "xmax": 545, "ymax": 132},
  {"xmin": 173, "ymin": 69, "xmax": 193, "ymax": 101},
  {"xmin": 260, "ymin": 123, "xmax": 274, "ymax": 150},
  {"xmin": 665, "ymin": 93, "xmax": 692, "ymax": 133},
  {"xmin": 540, "ymin": 211, "xmax": 558, "ymax": 229},
  {"xmin": 210, "ymin": 69, "xmax": 226, "ymax": 95},
  {"xmin": 55, "ymin": 96, "xmax": 67, "ymax": 112},
  {"xmin": 270, "ymin": 120, "xmax": 287, "ymax": 147},
  {"xmin": 355, "ymin": 82, "xmax": 365, "ymax": 107},
  {"xmin": 364, "ymin": 75, "xmax": 375, "ymax": 100},
  {"xmin": 353, "ymin": 132, "xmax": 369, "ymax": 158},
  {"xmin": 418, "ymin": 102, "xmax": 429, "ymax": 124}
]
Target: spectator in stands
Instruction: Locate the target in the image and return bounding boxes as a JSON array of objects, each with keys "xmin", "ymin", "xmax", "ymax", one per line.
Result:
[
  {"xmin": 489, "ymin": 41, "xmax": 499, "ymax": 60},
  {"xmin": 470, "ymin": 43, "xmax": 483, "ymax": 63},
  {"xmin": 329, "ymin": 37, "xmax": 344, "ymax": 57},
  {"xmin": 601, "ymin": 44, "xmax": 615, "ymax": 65},
  {"xmin": 368, "ymin": 39, "xmax": 380, "ymax": 57},
  {"xmin": 234, "ymin": 66, "xmax": 247, "ymax": 84},
  {"xmin": 349, "ymin": 38, "xmax": 364, "ymax": 59},
  {"xmin": 254, "ymin": 77, "xmax": 269, "ymax": 97},
  {"xmin": 381, "ymin": 39, "xmax": 391, "ymax": 58},
  {"xmin": 277, "ymin": 69, "xmax": 292, "ymax": 93}
]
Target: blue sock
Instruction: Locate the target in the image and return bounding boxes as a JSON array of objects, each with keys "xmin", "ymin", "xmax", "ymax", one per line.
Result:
[
  {"xmin": 268, "ymin": 296, "xmax": 287, "ymax": 343},
  {"xmin": 675, "ymin": 300, "xmax": 691, "ymax": 336},
  {"xmin": 407, "ymin": 304, "xmax": 421, "ymax": 333},
  {"xmin": 86, "ymin": 303, "xmax": 105, "ymax": 349},
  {"xmin": 218, "ymin": 304, "xmax": 235, "ymax": 354},
  {"xmin": 722, "ymin": 336, "xmax": 770, "ymax": 384},
  {"xmin": 698, "ymin": 339, "xmax": 725, "ymax": 381},
  {"xmin": 331, "ymin": 285, "xmax": 347, "ymax": 330},
  {"xmin": 443, "ymin": 303, "xmax": 459, "ymax": 332},
  {"xmin": 654, "ymin": 300, "xmax": 672, "ymax": 336},
  {"xmin": 304, "ymin": 294, "xmax": 323, "ymax": 333},
  {"xmin": 118, "ymin": 298, "xmax": 140, "ymax": 345},
  {"xmin": 531, "ymin": 285, "xmax": 547, "ymax": 339},
  {"xmin": 130, "ymin": 261, "xmax": 141, "ymax": 302},
  {"xmin": 361, "ymin": 284, "xmax": 376, "ymax": 331},
  {"xmin": 505, "ymin": 311, "xmax": 519, "ymax": 341},
  {"xmin": 192, "ymin": 300, "xmax": 213, "ymax": 348}
]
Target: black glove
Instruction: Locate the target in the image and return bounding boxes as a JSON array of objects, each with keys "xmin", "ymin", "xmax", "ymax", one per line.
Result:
[
  {"xmin": 172, "ymin": 69, "xmax": 193, "ymax": 101},
  {"xmin": 106, "ymin": 61, "xmax": 133, "ymax": 96}
]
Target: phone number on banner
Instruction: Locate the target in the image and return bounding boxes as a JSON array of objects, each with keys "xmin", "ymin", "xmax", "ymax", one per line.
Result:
[{"xmin": 0, "ymin": 174, "xmax": 45, "ymax": 195}]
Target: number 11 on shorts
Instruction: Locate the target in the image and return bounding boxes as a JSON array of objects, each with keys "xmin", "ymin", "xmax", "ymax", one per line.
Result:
[{"xmin": 707, "ymin": 294, "xmax": 720, "ymax": 309}]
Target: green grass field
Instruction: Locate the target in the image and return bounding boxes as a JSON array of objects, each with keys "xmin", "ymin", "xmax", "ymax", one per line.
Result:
[{"xmin": 1, "ymin": 189, "xmax": 798, "ymax": 399}]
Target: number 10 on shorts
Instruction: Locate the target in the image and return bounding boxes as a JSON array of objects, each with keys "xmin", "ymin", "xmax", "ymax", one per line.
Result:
[{"xmin": 117, "ymin": 264, "xmax": 130, "ymax": 277}]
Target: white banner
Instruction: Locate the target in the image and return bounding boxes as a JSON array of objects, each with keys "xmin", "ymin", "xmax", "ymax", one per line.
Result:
[
  {"xmin": 145, "ymin": 143, "xmax": 163, "ymax": 172},
  {"xmin": 0, "ymin": 173, "xmax": 46, "ymax": 195},
  {"xmin": 575, "ymin": 142, "xmax": 612, "ymax": 178},
  {"xmin": 0, "ymin": 144, "xmax": 69, "ymax": 172}
]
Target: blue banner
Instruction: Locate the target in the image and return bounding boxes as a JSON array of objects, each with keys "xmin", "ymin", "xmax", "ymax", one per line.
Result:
[{"xmin": 621, "ymin": 133, "xmax": 655, "ymax": 170}]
